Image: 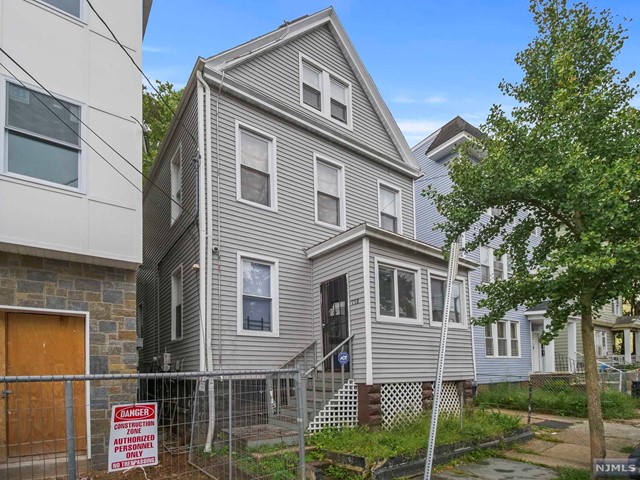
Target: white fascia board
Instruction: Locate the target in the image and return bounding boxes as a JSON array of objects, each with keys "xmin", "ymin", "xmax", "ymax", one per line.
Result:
[
  {"xmin": 427, "ymin": 132, "xmax": 475, "ymax": 162},
  {"xmin": 202, "ymin": 69, "xmax": 422, "ymax": 179}
]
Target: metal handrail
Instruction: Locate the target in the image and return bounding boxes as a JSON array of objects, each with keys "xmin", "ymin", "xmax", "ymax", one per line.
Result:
[
  {"xmin": 305, "ymin": 334, "xmax": 354, "ymax": 377},
  {"xmin": 575, "ymin": 352, "xmax": 623, "ymax": 392},
  {"xmin": 279, "ymin": 340, "xmax": 317, "ymax": 369}
]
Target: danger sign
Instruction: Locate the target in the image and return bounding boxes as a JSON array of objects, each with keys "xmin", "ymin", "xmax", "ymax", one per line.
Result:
[{"xmin": 108, "ymin": 403, "xmax": 158, "ymax": 472}]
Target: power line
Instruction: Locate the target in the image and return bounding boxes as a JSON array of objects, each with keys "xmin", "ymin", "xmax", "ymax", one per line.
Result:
[
  {"xmin": 0, "ymin": 47, "xmax": 197, "ymax": 220},
  {"xmin": 85, "ymin": 0, "xmax": 198, "ymax": 148}
]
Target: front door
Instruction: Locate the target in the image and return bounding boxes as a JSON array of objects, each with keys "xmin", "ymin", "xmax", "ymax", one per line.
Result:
[
  {"xmin": 321, "ymin": 275, "xmax": 349, "ymax": 371},
  {"xmin": 3, "ymin": 313, "xmax": 86, "ymax": 457},
  {"xmin": 532, "ymin": 332, "xmax": 541, "ymax": 372}
]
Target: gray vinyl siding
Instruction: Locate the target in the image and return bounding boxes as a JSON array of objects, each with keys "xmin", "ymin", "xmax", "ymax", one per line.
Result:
[
  {"xmin": 227, "ymin": 25, "xmax": 400, "ymax": 162},
  {"xmin": 413, "ymin": 135, "xmax": 533, "ymax": 383},
  {"xmin": 209, "ymin": 92, "xmax": 414, "ymax": 371},
  {"xmin": 311, "ymin": 241, "xmax": 365, "ymax": 381},
  {"xmin": 368, "ymin": 240, "xmax": 474, "ymax": 384},
  {"xmin": 137, "ymin": 88, "xmax": 202, "ymax": 371},
  {"xmin": 555, "ymin": 328, "xmax": 569, "ymax": 357}
]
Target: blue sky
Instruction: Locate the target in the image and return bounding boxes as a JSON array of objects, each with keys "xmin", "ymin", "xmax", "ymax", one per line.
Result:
[{"xmin": 143, "ymin": 0, "xmax": 640, "ymax": 146}]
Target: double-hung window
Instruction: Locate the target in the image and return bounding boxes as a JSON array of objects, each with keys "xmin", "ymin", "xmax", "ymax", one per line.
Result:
[
  {"xmin": 315, "ymin": 157, "xmax": 345, "ymax": 229},
  {"xmin": 430, "ymin": 276, "xmax": 464, "ymax": 326},
  {"xmin": 238, "ymin": 253, "xmax": 279, "ymax": 336},
  {"xmin": 595, "ymin": 330, "xmax": 607, "ymax": 357},
  {"xmin": 376, "ymin": 260, "xmax": 421, "ymax": 323},
  {"xmin": 300, "ymin": 55, "xmax": 352, "ymax": 127},
  {"xmin": 485, "ymin": 320, "xmax": 519, "ymax": 357},
  {"xmin": 236, "ymin": 123, "xmax": 276, "ymax": 210},
  {"xmin": 378, "ymin": 182, "xmax": 401, "ymax": 234},
  {"xmin": 171, "ymin": 266, "xmax": 183, "ymax": 341},
  {"xmin": 480, "ymin": 246, "xmax": 508, "ymax": 283},
  {"xmin": 4, "ymin": 82, "xmax": 81, "ymax": 189},
  {"xmin": 170, "ymin": 146, "xmax": 182, "ymax": 224},
  {"xmin": 611, "ymin": 298, "xmax": 622, "ymax": 316},
  {"xmin": 485, "ymin": 324, "xmax": 494, "ymax": 356}
]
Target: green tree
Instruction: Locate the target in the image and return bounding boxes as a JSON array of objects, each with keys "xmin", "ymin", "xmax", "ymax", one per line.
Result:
[
  {"xmin": 425, "ymin": 0, "xmax": 640, "ymax": 469},
  {"xmin": 142, "ymin": 80, "xmax": 183, "ymax": 176}
]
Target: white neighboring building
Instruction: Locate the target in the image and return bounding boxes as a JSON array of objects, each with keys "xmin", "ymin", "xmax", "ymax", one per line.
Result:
[{"xmin": 0, "ymin": 0, "xmax": 151, "ymax": 469}]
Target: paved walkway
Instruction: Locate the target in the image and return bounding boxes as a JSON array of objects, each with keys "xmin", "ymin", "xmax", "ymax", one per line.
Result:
[
  {"xmin": 432, "ymin": 457, "xmax": 556, "ymax": 479},
  {"xmin": 499, "ymin": 409, "xmax": 640, "ymax": 470}
]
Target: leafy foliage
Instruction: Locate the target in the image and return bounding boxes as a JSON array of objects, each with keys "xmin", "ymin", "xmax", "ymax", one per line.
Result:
[
  {"xmin": 475, "ymin": 382, "xmax": 638, "ymax": 419},
  {"xmin": 142, "ymin": 80, "xmax": 183, "ymax": 176},
  {"xmin": 423, "ymin": 0, "xmax": 640, "ymax": 341},
  {"xmin": 307, "ymin": 409, "xmax": 522, "ymax": 462}
]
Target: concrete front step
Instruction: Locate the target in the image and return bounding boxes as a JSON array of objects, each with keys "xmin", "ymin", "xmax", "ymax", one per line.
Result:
[{"xmin": 222, "ymin": 423, "xmax": 299, "ymax": 449}]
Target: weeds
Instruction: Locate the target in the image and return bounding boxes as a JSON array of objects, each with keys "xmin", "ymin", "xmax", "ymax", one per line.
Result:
[
  {"xmin": 555, "ymin": 466, "xmax": 590, "ymax": 480},
  {"xmin": 307, "ymin": 409, "xmax": 522, "ymax": 463}
]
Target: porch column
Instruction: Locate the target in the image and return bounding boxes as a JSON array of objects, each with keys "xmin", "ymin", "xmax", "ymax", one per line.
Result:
[
  {"xmin": 635, "ymin": 331, "xmax": 640, "ymax": 364},
  {"xmin": 543, "ymin": 318, "xmax": 555, "ymax": 372},
  {"xmin": 624, "ymin": 329, "xmax": 632, "ymax": 364}
]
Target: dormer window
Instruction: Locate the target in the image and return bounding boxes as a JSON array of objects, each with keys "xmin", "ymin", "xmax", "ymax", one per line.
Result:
[{"xmin": 300, "ymin": 54, "xmax": 352, "ymax": 128}]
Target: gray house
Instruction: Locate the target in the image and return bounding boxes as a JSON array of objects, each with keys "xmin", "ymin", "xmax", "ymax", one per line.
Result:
[
  {"xmin": 138, "ymin": 8, "xmax": 477, "ymax": 429},
  {"xmin": 413, "ymin": 117, "xmax": 535, "ymax": 384}
]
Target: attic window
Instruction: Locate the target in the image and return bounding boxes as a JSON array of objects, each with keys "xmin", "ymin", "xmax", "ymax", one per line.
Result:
[{"xmin": 300, "ymin": 54, "xmax": 352, "ymax": 128}]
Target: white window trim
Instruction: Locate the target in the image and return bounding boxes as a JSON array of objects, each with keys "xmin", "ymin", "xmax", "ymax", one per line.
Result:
[
  {"xmin": 236, "ymin": 251, "xmax": 280, "ymax": 337},
  {"xmin": 595, "ymin": 330, "xmax": 608, "ymax": 357},
  {"xmin": 480, "ymin": 246, "xmax": 508, "ymax": 283},
  {"xmin": 612, "ymin": 298, "xmax": 622, "ymax": 316},
  {"xmin": 28, "ymin": 0, "xmax": 86, "ymax": 24},
  {"xmin": 485, "ymin": 320, "xmax": 521, "ymax": 358},
  {"xmin": 313, "ymin": 153, "xmax": 346, "ymax": 231},
  {"xmin": 170, "ymin": 143, "xmax": 182, "ymax": 225},
  {"xmin": 1, "ymin": 77, "xmax": 86, "ymax": 194},
  {"xmin": 235, "ymin": 120, "xmax": 278, "ymax": 212},
  {"xmin": 377, "ymin": 180, "xmax": 403, "ymax": 235},
  {"xmin": 171, "ymin": 265, "xmax": 183, "ymax": 341},
  {"xmin": 426, "ymin": 269, "xmax": 468, "ymax": 329},
  {"xmin": 299, "ymin": 53, "xmax": 353, "ymax": 130},
  {"xmin": 374, "ymin": 257, "xmax": 423, "ymax": 325}
]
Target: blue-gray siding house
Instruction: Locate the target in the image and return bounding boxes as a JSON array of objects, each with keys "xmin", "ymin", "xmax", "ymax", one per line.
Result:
[{"xmin": 413, "ymin": 117, "xmax": 535, "ymax": 383}]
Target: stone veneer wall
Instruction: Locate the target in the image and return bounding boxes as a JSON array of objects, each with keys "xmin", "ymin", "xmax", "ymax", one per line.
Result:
[{"xmin": 0, "ymin": 252, "xmax": 138, "ymax": 468}]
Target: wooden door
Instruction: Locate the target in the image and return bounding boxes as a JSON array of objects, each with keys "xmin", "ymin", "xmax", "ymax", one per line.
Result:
[{"xmin": 5, "ymin": 313, "xmax": 86, "ymax": 457}]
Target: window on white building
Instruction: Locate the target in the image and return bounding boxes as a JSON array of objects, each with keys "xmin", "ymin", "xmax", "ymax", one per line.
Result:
[
  {"xmin": 40, "ymin": 0, "xmax": 81, "ymax": 18},
  {"xmin": 315, "ymin": 157, "xmax": 345, "ymax": 228},
  {"xmin": 377, "ymin": 260, "xmax": 420, "ymax": 323},
  {"xmin": 595, "ymin": 330, "xmax": 608, "ymax": 357},
  {"xmin": 238, "ymin": 254, "xmax": 279, "ymax": 336},
  {"xmin": 378, "ymin": 183, "xmax": 401, "ymax": 233},
  {"xmin": 430, "ymin": 277, "xmax": 464, "ymax": 325},
  {"xmin": 237, "ymin": 125, "xmax": 276, "ymax": 209},
  {"xmin": 170, "ymin": 146, "xmax": 182, "ymax": 223},
  {"xmin": 5, "ymin": 82, "xmax": 81, "ymax": 189},
  {"xmin": 612, "ymin": 298, "xmax": 622, "ymax": 316},
  {"xmin": 300, "ymin": 56, "xmax": 352, "ymax": 127}
]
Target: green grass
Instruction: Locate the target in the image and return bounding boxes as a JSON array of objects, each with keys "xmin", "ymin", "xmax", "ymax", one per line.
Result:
[
  {"xmin": 555, "ymin": 466, "xmax": 591, "ymax": 480},
  {"xmin": 475, "ymin": 382, "xmax": 638, "ymax": 419},
  {"xmin": 235, "ymin": 450, "xmax": 298, "ymax": 480},
  {"xmin": 621, "ymin": 445, "xmax": 637, "ymax": 454},
  {"xmin": 307, "ymin": 409, "xmax": 522, "ymax": 463}
]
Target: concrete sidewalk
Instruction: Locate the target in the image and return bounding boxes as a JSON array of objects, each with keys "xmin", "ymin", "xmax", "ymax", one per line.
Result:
[
  {"xmin": 499, "ymin": 409, "xmax": 640, "ymax": 470},
  {"xmin": 432, "ymin": 457, "xmax": 557, "ymax": 479}
]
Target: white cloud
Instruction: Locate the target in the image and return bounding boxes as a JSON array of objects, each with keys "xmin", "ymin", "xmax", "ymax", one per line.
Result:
[
  {"xmin": 390, "ymin": 94, "xmax": 447, "ymax": 105},
  {"xmin": 396, "ymin": 119, "xmax": 447, "ymax": 147},
  {"xmin": 142, "ymin": 45, "xmax": 175, "ymax": 54}
]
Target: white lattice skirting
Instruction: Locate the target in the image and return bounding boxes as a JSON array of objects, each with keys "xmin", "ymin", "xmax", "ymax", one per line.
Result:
[
  {"xmin": 438, "ymin": 381, "xmax": 461, "ymax": 416},
  {"xmin": 307, "ymin": 379, "xmax": 358, "ymax": 433},
  {"xmin": 381, "ymin": 382, "xmax": 422, "ymax": 429}
]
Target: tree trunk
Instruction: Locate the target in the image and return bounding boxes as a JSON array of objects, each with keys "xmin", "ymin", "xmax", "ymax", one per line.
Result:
[{"xmin": 581, "ymin": 306, "xmax": 607, "ymax": 473}]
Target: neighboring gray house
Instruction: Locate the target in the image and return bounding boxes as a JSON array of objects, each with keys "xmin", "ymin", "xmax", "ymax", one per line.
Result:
[
  {"xmin": 413, "ymin": 117, "xmax": 535, "ymax": 383},
  {"xmin": 138, "ymin": 8, "xmax": 477, "ymax": 429}
]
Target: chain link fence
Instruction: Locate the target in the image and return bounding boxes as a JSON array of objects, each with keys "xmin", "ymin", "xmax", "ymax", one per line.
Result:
[
  {"xmin": 0, "ymin": 369, "xmax": 305, "ymax": 479},
  {"xmin": 475, "ymin": 369, "xmax": 640, "ymax": 424}
]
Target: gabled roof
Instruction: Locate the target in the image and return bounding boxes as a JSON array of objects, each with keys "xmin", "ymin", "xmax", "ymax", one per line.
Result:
[
  {"xmin": 203, "ymin": 7, "xmax": 419, "ymax": 172},
  {"xmin": 420, "ymin": 116, "xmax": 483, "ymax": 162}
]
